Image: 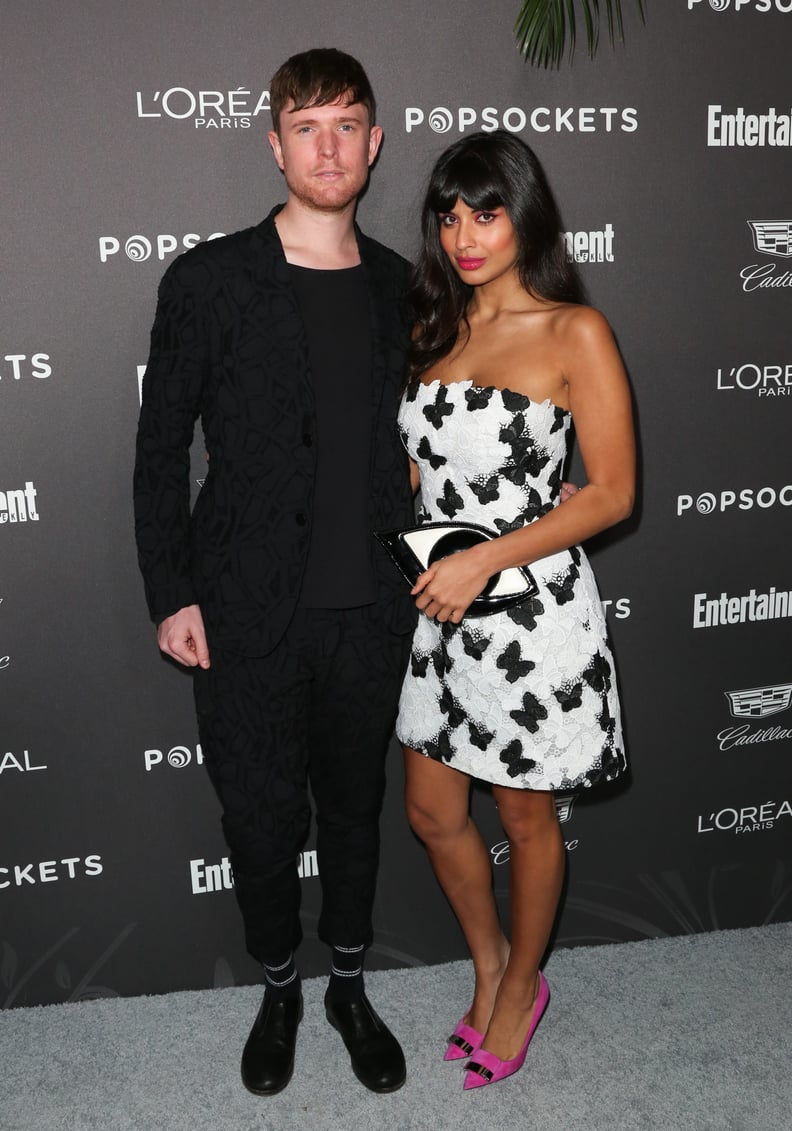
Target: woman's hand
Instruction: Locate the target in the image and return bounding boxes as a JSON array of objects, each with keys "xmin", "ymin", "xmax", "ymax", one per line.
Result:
[{"xmin": 411, "ymin": 546, "xmax": 493, "ymax": 623}]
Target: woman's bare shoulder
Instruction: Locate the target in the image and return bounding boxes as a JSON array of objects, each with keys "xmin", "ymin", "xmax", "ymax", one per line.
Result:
[{"xmin": 544, "ymin": 303, "xmax": 613, "ymax": 341}]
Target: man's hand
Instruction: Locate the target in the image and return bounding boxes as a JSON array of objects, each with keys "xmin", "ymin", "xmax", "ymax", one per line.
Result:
[{"xmin": 157, "ymin": 604, "xmax": 210, "ymax": 668}]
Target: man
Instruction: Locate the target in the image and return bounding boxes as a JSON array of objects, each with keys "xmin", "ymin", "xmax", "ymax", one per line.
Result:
[{"xmin": 134, "ymin": 48, "xmax": 416, "ymax": 1096}]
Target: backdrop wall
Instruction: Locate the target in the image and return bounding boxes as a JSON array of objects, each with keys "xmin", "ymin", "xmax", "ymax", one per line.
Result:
[{"xmin": 2, "ymin": 0, "xmax": 791, "ymax": 1008}]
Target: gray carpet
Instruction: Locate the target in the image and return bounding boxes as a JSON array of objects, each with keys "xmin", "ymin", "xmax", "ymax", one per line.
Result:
[{"xmin": 3, "ymin": 924, "xmax": 791, "ymax": 1131}]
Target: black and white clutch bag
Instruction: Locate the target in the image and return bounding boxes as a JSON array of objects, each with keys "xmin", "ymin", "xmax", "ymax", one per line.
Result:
[{"xmin": 375, "ymin": 521, "xmax": 537, "ymax": 617}]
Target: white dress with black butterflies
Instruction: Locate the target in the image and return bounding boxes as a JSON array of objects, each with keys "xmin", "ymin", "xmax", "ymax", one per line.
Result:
[{"xmin": 395, "ymin": 379, "xmax": 626, "ymax": 791}]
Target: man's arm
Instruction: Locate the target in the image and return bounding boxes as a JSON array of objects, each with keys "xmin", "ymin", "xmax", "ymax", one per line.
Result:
[{"xmin": 133, "ymin": 255, "xmax": 208, "ymax": 652}]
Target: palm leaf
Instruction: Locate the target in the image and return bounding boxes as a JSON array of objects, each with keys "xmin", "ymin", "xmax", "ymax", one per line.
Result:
[{"xmin": 515, "ymin": 0, "xmax": 646, "ymax": 69}]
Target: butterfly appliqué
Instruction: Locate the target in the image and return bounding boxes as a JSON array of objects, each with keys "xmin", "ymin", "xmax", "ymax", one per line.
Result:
[
  {"xmin": 464, "ymin": 386, "xmax": 495, "ymax": 412},
  {"xmin": 422, "ymin": 384, "xmax": 455, "ymax": 430},
  {"xmin": 509, "ymin": 691, "xmax": 548, "ymax": 734},
  {"xmin": 496, "ymin": 641, "xmax": 535, "ymax": 684},
  {"xmin": 417, "ymin": 435, "xmax": 447, "ymax": 470},
  {"xmin": 499, "ymin": 739, "xmax": 537, "ymax": 778},
  {"xmin": 437, "ymin": 479, "xmax": 464, "ymax": 519},
  {"xmin": 469, "ymin": 474, "xmax": 500, "ymax": 505}
]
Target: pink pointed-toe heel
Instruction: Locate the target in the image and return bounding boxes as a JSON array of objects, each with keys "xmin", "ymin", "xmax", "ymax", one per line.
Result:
[
  {"xmin": 444, "ymin": 1010, "xmax": 485, "ymax": 1062},
  {"xmin": 463, "ymin": 971, "xmax": 549, "ymax": 1090}
]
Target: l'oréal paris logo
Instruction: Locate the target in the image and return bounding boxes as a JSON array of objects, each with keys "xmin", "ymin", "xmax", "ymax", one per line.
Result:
[
  {"xmin": 135, "ymin": 87, "xmax": 269, "ymax": 129},
  {"xmin": 697, "ymin": 799, "xmax": 791, "ymax": 835},
  {"xmin": 716, "ymin": 362, "xmax": 792, "ymax": 397}
]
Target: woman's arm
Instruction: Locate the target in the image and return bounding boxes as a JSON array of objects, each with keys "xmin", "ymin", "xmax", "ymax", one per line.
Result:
[
  {"xmin": 409, "ymin": 456, "xmax": 421, "ymax": 496},
  {"xmin": 412, "ymin": 307, "xmax": 635, "ymax": 622}
]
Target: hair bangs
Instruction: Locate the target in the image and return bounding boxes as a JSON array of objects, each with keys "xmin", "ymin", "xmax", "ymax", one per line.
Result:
[
  {"xmin": 294, "ymin": 81, "xmax": 363, "ymax": 113},
  {"xmin": 428, "ymin": 152, "xmax": 506, "ymax": 215}
]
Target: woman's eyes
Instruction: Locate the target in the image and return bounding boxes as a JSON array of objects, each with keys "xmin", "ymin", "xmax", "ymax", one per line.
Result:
[{"xmin": 438, "ymin": 211, "xmax": 498, "ymax": 226}]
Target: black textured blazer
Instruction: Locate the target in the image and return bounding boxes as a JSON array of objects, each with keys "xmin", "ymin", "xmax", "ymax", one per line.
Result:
[{"xmin": 134, "ymin": 206, "xmax": 416, "ymax": 656}]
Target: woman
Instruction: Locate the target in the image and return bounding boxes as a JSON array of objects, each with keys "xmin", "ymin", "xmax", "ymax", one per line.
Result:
[{"xmin": 396, "ymin": 131, "xmax": 634, "ymax": 1091}]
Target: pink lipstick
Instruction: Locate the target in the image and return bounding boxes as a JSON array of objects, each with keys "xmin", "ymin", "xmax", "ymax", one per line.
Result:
[{"xmin": 456, "ymin": 257, "xmax": 486, "ymax": 271}]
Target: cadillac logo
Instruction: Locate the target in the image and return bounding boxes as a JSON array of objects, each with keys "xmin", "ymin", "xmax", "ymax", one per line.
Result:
[
  {"xmin": 748, "ymin": 221, "xmax": 792, "ymax": 258},
  {"xmin": 554, "ymin": 793, "xmax": 577, "ymax": 823},
  {"xmin": 724, "ymin": 683, "xmax": 792, "ymax": 719}
]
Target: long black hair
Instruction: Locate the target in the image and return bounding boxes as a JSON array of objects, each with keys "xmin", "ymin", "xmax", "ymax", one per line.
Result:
[{"xmin": 408, "ymin": 130, "xmax": 585, "ymax": 380}]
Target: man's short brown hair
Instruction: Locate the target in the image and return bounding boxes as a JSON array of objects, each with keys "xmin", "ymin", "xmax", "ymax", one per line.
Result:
[{"xmin": 269, "ymin": 48, "xmax": 376, "ymax": 134}]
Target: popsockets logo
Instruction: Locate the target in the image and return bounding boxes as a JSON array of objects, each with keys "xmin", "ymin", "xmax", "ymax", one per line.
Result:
[
  {"xmin": 697, "ymin": 799, "xmax": 791, "ymax": 835},
  {"xmin": 405, "ymin": 104, "xmax": 637, "ymax": 136},
  {"xmin": 603, "ymin": 596, "xmax": 631, "ymax": 619},
  {"xmin": 677, "ymin": 484, "xmax": 792, "ymax": 516},
  {"xmin": 135, "ymin": 87, "xmax": 269, "ymax": 129},
  {"xmin": 144, "ymin": 743, "xmax": 203, "ymax": 772},
  {"xmin": 492, "ymin": 793, "xmax": 579, "ymax": 861},
  {"xmin": 717, "ymin": 682, "xmax": 792, "ymax": 750},
  {"xmin": 0, "ymin": 855, "xmax": 103, "ymax": 889},
  {"xmin": 740, "ymin": 221, "xmax": 792, "ymax": 292},
  {"xmin": 689, "ymin": 0, "xmax": 792, "ymax": 10},
  {"xmin": 99, "ymin": 232, "xmax": 225, "ymax": 265},
  {"xmin": 1, "ymin": 354, "xmax": 51, "ymax": 383}
]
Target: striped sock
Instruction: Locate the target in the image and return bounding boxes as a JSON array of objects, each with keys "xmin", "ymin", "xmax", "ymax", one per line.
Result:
[
  {"xmin": 263, "ymin": 953, "xmax": 300, "ymax": 1000},
  {"xmin": 327, "ymin": 943, "xmax": 365, "ymax": 1002}
]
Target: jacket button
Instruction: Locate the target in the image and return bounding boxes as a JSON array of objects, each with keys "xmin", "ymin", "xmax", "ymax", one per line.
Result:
[{"xmin": 295, "ymin": 512, "xmax": 307, "ymax": 526}]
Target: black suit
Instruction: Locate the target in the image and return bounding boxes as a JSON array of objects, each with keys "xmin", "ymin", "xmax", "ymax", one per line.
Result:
[
  {"xmin": 134, "ymin": 207, "xmax": 416, "ymax": 960},
  {"xmin": 134, "ymin": 206, "xmax": 415, "ymax": 654}
]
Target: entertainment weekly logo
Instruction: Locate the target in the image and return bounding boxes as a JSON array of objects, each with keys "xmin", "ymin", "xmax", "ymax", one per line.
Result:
[
  {"xmin": 697, "ymin": 798, "xmax": 791, "ymax": 835},
  {"xmin": 492, "ymin": 793, "xmax": 580, "ymax": 861},
  {"xmin": 99, "ymin": 232, "xmax": 225, "ymax": 265},
  {"xmin": 0, "ymin": 481, "xmax": 39, "ymax": 525},
  {"xmin": 562, "ymin": 226, "xmax": 614, "ymax": 264},
  {"xmin": 717, "ymin": 681, "xmax": 792, "ymax": 751},
  {"xmin": 1, "ymin": 353, "xmax": 51, "ymax": 383},
  {"xmin": 717, "ymin": 362, "xmax": 792, "ymax": 397},
  {"xmin": 692, "ymin": 585, "xmax": 791, "ymax": 628},
  {"xmin": 690, "ymin": 0, "xmax": 792, "ymax": 12},
  {"xmin": 190, "ymin": 851, "xmax": 318, "ymax": 894},
  {"xmin": 677, "ymin": 484, "xmax": 792, "ymax": 516},
  {"xmin": 708, "ymin": 105, "xmax": 792, "ymax": 147},
  {"xmin": 405, "ymin": 105, "xmax": 637, "ymax": 136},
  {"xmin": 135, "ymin": 87, "xmax": 269, "ymax": 129},
  {"xmin": 740, "ymin": 221, "xmax": 792, "ymax": 292}
]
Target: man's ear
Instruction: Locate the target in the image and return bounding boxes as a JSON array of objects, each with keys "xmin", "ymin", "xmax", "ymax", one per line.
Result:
[
  {"xmin": 268, "ymin": 130, "xmax": 285, "ymax": 171},
  {"xmin": 368, "ymin": 125, "xmax": 383, "ymax": 167}
]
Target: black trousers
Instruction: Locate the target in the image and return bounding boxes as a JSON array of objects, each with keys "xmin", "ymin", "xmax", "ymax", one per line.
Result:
[{"xmin": 193, "ymin": 606, "xmax": 410, "ymax": 963}]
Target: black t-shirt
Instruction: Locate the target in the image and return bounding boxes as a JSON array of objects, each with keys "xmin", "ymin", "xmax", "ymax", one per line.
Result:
[{"xmin": 289, "ymin": 263, "xmax": 378, "ymax": 607}]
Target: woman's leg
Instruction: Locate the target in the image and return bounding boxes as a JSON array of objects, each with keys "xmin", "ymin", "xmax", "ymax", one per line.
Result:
[
  {"xmin": 480, "ymin": 786, "xmax": 564, "ymax": 1060},
  {"xmin": 404, "ymin": 746, "xmax": 510, "ymax": 1033}
]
